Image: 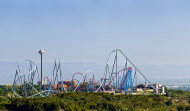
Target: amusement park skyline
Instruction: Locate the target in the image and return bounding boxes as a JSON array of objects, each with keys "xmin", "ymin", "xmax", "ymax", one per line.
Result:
[{"xmin": 0, "ymin": 0, "xmax": 190, "ymax": 65}]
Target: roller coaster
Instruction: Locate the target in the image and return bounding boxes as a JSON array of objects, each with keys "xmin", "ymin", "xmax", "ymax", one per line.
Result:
[{"xmin": 12, "ymin": 49, "xmax": 156, "ymax": 97}]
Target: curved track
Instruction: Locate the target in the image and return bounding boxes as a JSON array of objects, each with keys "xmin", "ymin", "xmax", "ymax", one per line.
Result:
[{"xmin": 12, "ymin": 49, "xmax": 155, "ymax": 97}]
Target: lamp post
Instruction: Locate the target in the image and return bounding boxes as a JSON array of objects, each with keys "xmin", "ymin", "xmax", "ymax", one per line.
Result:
[{"xmin": 39, "ymin": 50, "xmax": 45, "ymax": 89}]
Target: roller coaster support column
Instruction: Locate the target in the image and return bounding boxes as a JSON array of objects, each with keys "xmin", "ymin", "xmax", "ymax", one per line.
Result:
[{"xmin": 127, "ymin": 67, "xmax": 133, "ymax": 94}]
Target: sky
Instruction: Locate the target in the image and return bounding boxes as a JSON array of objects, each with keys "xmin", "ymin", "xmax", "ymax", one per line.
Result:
[{"xmin": 0, "ymin": 0, "xmax": 190, "ymax": 65}]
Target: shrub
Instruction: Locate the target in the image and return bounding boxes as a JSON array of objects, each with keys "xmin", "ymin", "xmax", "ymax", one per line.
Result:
[
  {"xmin": 177, "ymin": 105, "xmax": 185, "ymax": 111},
  {"xmin": 166, "ymin": 99, "xmax": 173, "ymax": 106}
]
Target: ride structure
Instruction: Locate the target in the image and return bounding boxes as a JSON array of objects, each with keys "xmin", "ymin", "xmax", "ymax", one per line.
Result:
[
  {"xmin": 12, "ymin": 49, "xmax": 155, "ymax": 97},
  {"xmin": 12, "ymin": 60, "xmax": 42, "ymax": 97},
  {"xmin": 96, "ymin": 49, "xmax": 155, "ymax": 93}
]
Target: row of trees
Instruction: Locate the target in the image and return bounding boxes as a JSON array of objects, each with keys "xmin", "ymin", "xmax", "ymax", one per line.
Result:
[
  {"xmin": 0, "ymin": 85, "xmax": 190, "ymax": 110},
  {"xmin": 0, "ymin": 85, "xmax": 12, "ymax": 97},
  {"xmin": 0, "ymin": 91, "xmax": 187, "ymax": 111}
]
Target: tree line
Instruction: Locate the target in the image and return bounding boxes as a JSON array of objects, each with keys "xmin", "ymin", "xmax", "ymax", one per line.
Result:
[{"xmin": 0, "ymin": 85, "xmax": 190, "ymax": 110}]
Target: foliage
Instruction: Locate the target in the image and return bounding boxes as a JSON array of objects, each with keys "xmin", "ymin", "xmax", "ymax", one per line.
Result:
[
  {"xmin": 0, "ymin": 92, "xmax": 172, "ymax": 110},
  {"xmin": 166, "ymin": 99, "xmax": 173, "ymax": 106},
  {"xmin": 0, "ymin": 85, "xmax": 190, "ymax": 110}
]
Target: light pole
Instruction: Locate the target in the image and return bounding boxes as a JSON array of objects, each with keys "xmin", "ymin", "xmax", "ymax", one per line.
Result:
[{"xmin": 39, "ymin": 50, "xmax": 45, "ymax": 89}]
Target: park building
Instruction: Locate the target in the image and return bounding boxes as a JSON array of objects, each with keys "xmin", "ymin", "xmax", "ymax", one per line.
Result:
[{"xmin": 135, "ymin": 83, "xmax": 165, "ymax": 95}]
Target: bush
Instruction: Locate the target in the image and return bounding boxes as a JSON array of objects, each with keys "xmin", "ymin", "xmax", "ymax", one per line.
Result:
[
  {"xmin": 59, "ymin": 100, "xmax": 67, "ymax": 109},
  {"xmin": 186, "ymin": 106, "xmax": 190, "ymax": 110},
  {"xmin": 177, "ymin": 105, "xmax": 185, "ymax": 111},
  {"xmin": 166, "ymin": 99, "xmax": 173, "ymax": 106},
  {"xmin": 0, "ymin": 104, "xmax": 7, "ymax": 110}
]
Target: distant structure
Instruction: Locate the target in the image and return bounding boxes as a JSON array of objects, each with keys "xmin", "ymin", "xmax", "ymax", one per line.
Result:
[
  {"xmin": 137, "ymin": 83, "xmax": 165, "ymax": 94},
  {"xmin": 12, "ymin": 49, "xmax": 162, "ymax": 98},
  {"xmin": 12, "ymin": 60, "xmax": 41, "ymax": 97},
  {"xmin": 155, "ymin": 83, "xmax": 165, "ymax": 94},
  {"xmin": 39, "ymin": 50, "xmax": 45, "ymax": 89},
  {"xmin": 12, "ymin": 59, "xmax": 67, "ymax": 97}
]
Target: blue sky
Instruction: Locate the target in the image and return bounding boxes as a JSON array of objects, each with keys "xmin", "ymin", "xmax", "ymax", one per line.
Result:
[{"xmin": 0, "ymin": 0, "xmax": 190, "ymax": 65}]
